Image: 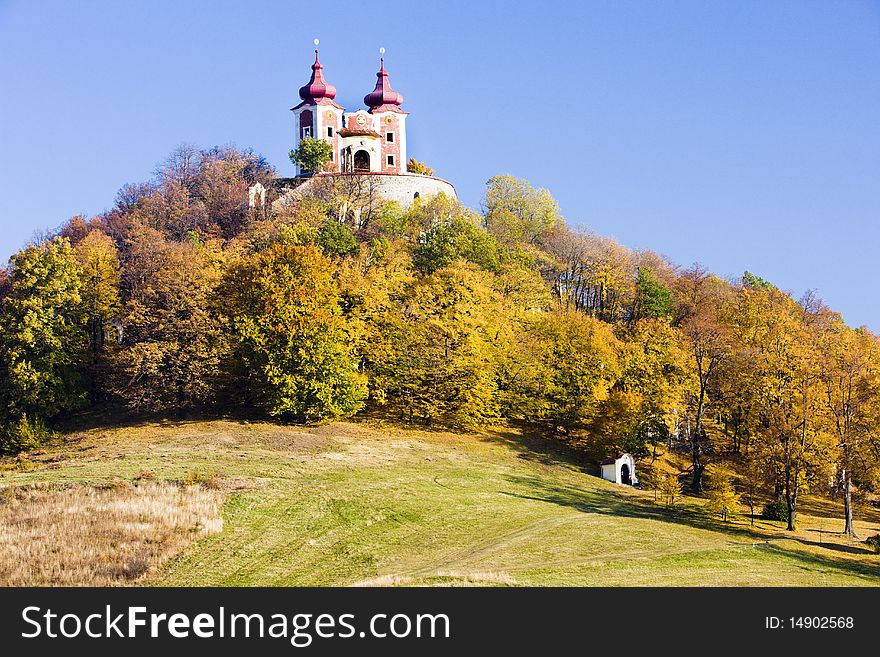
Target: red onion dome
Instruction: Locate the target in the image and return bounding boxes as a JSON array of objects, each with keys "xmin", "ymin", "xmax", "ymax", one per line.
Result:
[
  {"xmin": 299, "ymin": 50, "xmax": 337, "ymax": 102},
  {"xmin": 363, "ymin": 58, "xmax": 404, "ymax": 110}
]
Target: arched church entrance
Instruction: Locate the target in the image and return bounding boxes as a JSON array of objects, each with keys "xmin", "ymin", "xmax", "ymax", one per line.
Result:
[
  {"xmin": 620, "ymin": 463, "xmax": 631, "ymax": 486},
  {"xmin": 354, "ymin": 150, "xmax": 371, "ymax": 172}
]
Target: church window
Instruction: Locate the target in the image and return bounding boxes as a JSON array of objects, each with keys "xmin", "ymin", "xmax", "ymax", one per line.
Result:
[
  {"xmin": 386, "ymin": 132, "xmax": 394, "ymax": 143},
  {"xmin": 327, "ymin": 126, "xmax": 334, "ymax": 137},
  {"xmin": 300, "ymin": 109, "xmax": 313, "ymax": 139},
  {"xmin": 387, "ymin": 155, "xmax": 395, "ymax": 166}
]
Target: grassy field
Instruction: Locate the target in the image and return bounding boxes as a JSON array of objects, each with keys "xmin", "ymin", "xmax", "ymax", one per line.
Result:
[{"xmin": 1, "ymin": 419, "xmax": 879, "ymax": 586}]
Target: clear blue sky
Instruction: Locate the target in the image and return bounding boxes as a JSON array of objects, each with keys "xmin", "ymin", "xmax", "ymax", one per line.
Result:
[{"xmin": 1, "ymin": 1, "xmax": 878, "ymax": 327}]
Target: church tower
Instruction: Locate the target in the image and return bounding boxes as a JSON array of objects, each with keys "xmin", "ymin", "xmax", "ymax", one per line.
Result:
[
  {"xmin": 290, "ymin": 47, "xmax": 343, "ymax": 174},
  {"xmin": 362, "ymin": 56, "xmax": 407, "ymax": 174}
]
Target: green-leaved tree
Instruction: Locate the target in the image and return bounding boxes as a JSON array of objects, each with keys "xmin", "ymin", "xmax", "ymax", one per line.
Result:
[
  {"xmin": 0, "ymin": 238, "xmax": 86, "ymax": 450},
  {"xmin": 290, "ymin": 137, "xmax": 333, "ymax": 174},
  {"xmin": 225, "ymin": 243, "xmax": 366, "ymax": 421}
]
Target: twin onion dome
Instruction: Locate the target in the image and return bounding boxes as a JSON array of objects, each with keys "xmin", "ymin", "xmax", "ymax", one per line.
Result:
[{"xmin": 297, "ymin": 51, "xmax": 404, "ymax": 112}]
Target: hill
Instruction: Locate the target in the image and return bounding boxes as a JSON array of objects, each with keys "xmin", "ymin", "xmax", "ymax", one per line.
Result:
[{"xmin": 2, "ymin": 420, "xmax": 878, "ymax": 586}]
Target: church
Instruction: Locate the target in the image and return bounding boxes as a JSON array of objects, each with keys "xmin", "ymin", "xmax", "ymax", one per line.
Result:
[
  {"xmin": 292, "ymin": 47, "xmax": 407, "ymax": 176},
  {"xmin": 252, "ymin": 46, "xmax": 456, "ymax": 212}
]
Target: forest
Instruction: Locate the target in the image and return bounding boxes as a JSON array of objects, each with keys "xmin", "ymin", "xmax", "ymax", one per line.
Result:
[{"xmin": 1, "ymin": 144, "xmax": 879, "ymax": 539}]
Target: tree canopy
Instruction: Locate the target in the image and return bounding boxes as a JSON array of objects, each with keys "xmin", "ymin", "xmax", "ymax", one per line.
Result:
[{"xmin": 3, "ymin": 148, "xmax": 879, "ymax": 537}]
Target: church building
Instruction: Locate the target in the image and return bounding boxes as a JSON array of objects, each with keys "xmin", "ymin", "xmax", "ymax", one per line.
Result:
[
  {"xmin": 259, "ymin": 46, "xmax": 456, "ymax": 211},
  {"xmin": 292, "ymin": 49, "xmax": 407, "ymax": 176}
]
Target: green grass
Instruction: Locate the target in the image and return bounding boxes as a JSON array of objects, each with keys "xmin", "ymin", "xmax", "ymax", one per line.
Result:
[{"xmin": 2, "ymin": 419, "xmax": 879, "ymax": 586}]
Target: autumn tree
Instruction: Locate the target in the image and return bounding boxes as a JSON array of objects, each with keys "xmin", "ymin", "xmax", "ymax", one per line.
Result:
[
  {"xmin": 590, "ymin": 318, "xmax": 688, "ymax": 459},
  {"xmin": 524, "ymin": 309, "xmax": 621, "ymax": 436},
  {"xmin": 819, "ymin": 318, "xmax": 880, "ymax": 536},
  {"xmin": 224, "ymin": 242, "xmax": 366, "ymax": 421},
  {"xmin": 115, "ymin": 227, "xmax": 225, "ymax": 414},
  {"xmin": 389, "ymin": 260, "xmax": 508, "ymax": 427},
  {"xmin": 125, "ymin": 180, "xmax": 209, "ymax": 242},
  {"xmin": 393, "ymin": 193, "xmax": 462, "ymax": 238},
  {"xmin": 337, "ymin": 238, "xmax": 415, "ymax": 407},
  {"xmin": 491, "ymin": 263, "xmax": 555, "ymax": 421},
  {"xmin": 706, "ymin": 469, "xmax": 741, "ymax": 521},
  {"xmin": 744, "ymin": 287, "xmax": 831, "ymax": 530},
  {"xmin": 715, "ymin": 281, "xmax": 766, "ymax": 455},
  {"xmin": 542, "ymin": 228, "xmax": 636, "ymax": 323},
  {"xmin": 0, "ymin": 238, "xmax": 86, "ymax": 450},
  {"xmin": 406, "ymin": 158, "xmax": 435, "ymax": 176},
  {"xmin": 195, "ymin": 146, "xmax": 274, "ymax": 239},
  {"xmin": 299, "ymin": 172, "xmax": 387, "ymax": 231},
  {"xmin": 74, "ymin": 230, "xmax": 121, "ymax": 399},
  {"xmin": 413, "ymin": 210, "xmax": 501, "ymax": 274},
  {"xmin": 673, "ymin": 266, "xmax": 731, "ymax": 492},
  {"xmin": 658, "ymin": 473, "xmax": 682, "ymax": 508},
  {"xmin": 483, "ymin": 175, "xmax": 562, "ymax": 247}
]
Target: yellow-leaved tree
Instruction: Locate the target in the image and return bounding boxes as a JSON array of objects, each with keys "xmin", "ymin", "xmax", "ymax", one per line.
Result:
[
  {"xmin": 224, "ymin": 242, "xmax": 366, "ymax": 422},
  {"xmin": 706, "ymin": 469, "xmax": 741, "ymax": 521},
  {"xmin": 819, "ymin": 316, "xmax": 880, "ymax": 536}
]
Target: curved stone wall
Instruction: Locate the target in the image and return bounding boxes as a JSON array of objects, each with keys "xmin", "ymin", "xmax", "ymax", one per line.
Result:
[{"xmin": 278, "ymin": 172, "xmax": 456, "ymax": 209}]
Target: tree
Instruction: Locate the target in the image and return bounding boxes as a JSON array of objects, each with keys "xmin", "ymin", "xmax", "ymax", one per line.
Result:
[
  {"xmin": 389, "ymin": 260, "xmax": 508, "ymax": 427},
  {"xmin": 195, "ymin": 146, "xmax": 274, "ymax": 239},
  {"xmin": 115, "ymin": 227, "xmax": 225, "ymax": 414},
  {"xmin": 126, "ymin": 180, "xmax": 209, "ymax": 242},
  {"xmin": 819, "ymin": 318, "xmax": 880, "ymax": 537},
  {"xmin": 0, "ymin": 238, "xmax": 86, "ymax": 450},
  {"xmin": 706, "ymin": 470, "xmax": 741, "ymax": 521},
  {"xmin": 413, "ymin": 211, "xmax": 501, "ymax": 274},
  {"xmin": 743, "ymin": 286, "xmax": 831, "ymax": 531},
  {"xmin": 483, "ymin": 175, "xmax": 562, "ymax": 247},
  {"xmin": 316, "ymin": 219, "xmax": 358, "ymax": 258},
  {"xmin": 290, "ymin": 137, "xmax": 333, "ymax": 173},
  {"xmin": 155, "ymin": 143, "xmax": 202, "ymax": 191},
  {"xmin": 395, "ymin": 192, "xmax": 461, "ymax": 237},
  {"xmin": 674, "ymin": 265, "xmax": 731, "ymax": 492},
  {"xmin": 633, "ymin": 266, "xmax": 673, "ymax": 320},
  {"xmin": 741, "ymin": 450, "xmax": 768, "ymax": 525},
  {"xmin": 590, "ymin": 318, "xmax": 688, "ymax": 459},
  {"xmin": 74, "ymin": 230, "xmax": 121, "ymax": 399},
  {"xmin": 298, "ymin": 172, "xmax": 388, "ymax": 231},
  {"xmin": 525, "ymin": 309, "xmax": 621, "ymax": 436},
  {"xmin": 658, "ymin": 474, "xmax": 682, "ymax": 508},
  {"xmin": 225, "ymin": 243, "xmax": 366, "ymax": 421},
  {"xmin": 542, "ymin": 227, "xmax": 637, "ymax": 323},
  {"xmin": 337, "ymin": 238, "xmax": 415, "ymax": 407},
  {"xmin": 742, "ymin": 270, "xmax": 776, "ymax": 292},
  {"xmin": 406, "ymin": 158, "xmax": 435, "ymax": 176}
]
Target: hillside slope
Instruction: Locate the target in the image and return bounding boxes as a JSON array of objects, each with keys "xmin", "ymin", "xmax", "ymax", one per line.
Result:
[{"xmin": 2, "ymin": 420, "xmax": 879, "ymax": 586}]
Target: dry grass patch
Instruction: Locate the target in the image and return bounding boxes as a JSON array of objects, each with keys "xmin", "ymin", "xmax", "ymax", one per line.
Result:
[
  {"xmin": 0, "ymin": 482, "xmax": 223, "ymax": 586},
  {"xmin": 350, "ymin": 574, "xmax": 416, "ymax": 587},
  {"xmin": 351, "ymin": 571, "xmax": 517, "ymax": 587}
]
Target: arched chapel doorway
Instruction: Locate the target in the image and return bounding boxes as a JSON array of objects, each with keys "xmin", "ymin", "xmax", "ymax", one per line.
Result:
[
  {"xmin": 353, "ymin": 150, "xmax": 370, "ymax": 172},
  {"xmin": 620, "ymin": 463, "xmax": 631, "ymax": 486}
]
